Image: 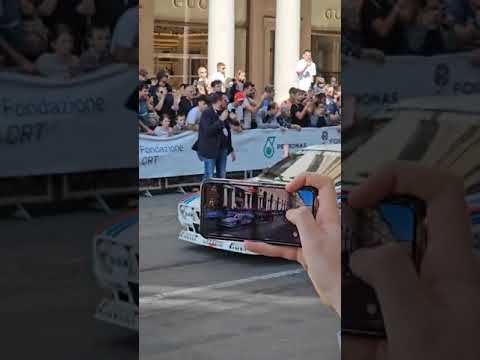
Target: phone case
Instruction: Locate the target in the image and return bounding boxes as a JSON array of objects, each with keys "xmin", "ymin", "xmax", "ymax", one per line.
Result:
[{"xmin": 341, "ymin": 195, "xmax": 426, "ymax": 338}]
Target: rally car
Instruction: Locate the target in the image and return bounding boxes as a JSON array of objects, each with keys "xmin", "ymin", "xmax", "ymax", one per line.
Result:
[
  {"xmin": 93, "ymin": 211, "xmax": 139, "ymax": 331},
  {"xmin": 221, "ymin": 212, "xmax": 255, "ymax": 228},
  {"xmin": 177, "ymin": 144, "xmax": 341, "ymax": 254}
]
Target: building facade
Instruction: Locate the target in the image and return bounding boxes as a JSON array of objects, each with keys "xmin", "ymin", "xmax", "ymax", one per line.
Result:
[{"xmin": 140, "ymin": 0, "xmax": 340, "ymax": 101}]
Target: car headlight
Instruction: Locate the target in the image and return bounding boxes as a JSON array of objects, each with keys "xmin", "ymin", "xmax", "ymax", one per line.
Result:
[
  {"xmin": 95, "ymin": 238, "xmax": 113, "ymax": 276},
  {"xmin": 95, "ymin": 238, "xmax": 130, "ymax": 286},
  {"xmin": 178, "ymin": 204, "xmax": 195, "ymax": 224}
]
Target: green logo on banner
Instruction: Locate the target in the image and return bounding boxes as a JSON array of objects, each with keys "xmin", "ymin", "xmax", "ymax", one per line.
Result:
[{"xmin": 263, "ymin": 136, "xmax": 276, "ymax": 158}]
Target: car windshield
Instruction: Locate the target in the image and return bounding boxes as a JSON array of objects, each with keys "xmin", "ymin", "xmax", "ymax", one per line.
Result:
[
  {"xmin": 343, "ymin": 109, "xmax": 480, "ymax": 194},
  {"xmin": 259, "ymin": 151, "xmax": 341, "ymax": 184}
]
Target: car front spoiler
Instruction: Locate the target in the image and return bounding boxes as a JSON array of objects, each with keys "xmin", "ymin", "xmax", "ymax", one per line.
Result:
[
  {"xmin": 179, "ymin": 229, "xmax": 257, "ymax": 255},
  {"xmin": 95, "ymin": 298, "xmax": 138, "ymax": 331}
]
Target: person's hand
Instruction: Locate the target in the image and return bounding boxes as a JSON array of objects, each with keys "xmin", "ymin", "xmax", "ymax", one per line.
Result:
[
  {"xmin": 147, "ymin": 129, "xmax": 155, "ymax": 136},
  {"xmin": 346, "ymin": 161, "xmax": 480, "ymax": 360},
  {"xmin": 156, "ymin": 87, "xmax": 166, "ymax": 99},
  {"xmin": 245, "ymin": 173, "xmax": 341, "ymax": 315},
  {"xmin": 76, "ymin": 0, "xmax": 96, "ymax": 16},
  {"xmin": 231, "ymin": 152, "xmax": 236, "ymax": 162},
  {"xmin": 292, "ymin": 124, "xmax": 302, "ymax": 131},
  {"xmin": 280, "ymin": 126, "xmax": 287, "ymax": 132},
  {"xmin": 219, "ymin": 110, "xmax": 229, "ymax": 121}
]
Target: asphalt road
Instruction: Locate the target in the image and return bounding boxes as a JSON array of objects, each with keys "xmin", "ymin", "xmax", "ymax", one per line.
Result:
[
  {"xmin": 0, "ymin": 201, "xmax": 137, "ymax": 359},
  {"xmin": 140, "ymin": 192, "xmax": 339, "ymax": 360}
]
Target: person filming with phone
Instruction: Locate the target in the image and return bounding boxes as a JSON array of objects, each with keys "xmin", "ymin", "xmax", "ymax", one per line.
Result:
[{"xmin": 246, "ymin": 163, "xmax": 480, "ymax": 359}]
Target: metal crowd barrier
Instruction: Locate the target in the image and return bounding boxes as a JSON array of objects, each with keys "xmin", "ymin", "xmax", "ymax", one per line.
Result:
[{"xmin": 0, "ymin": 169, "xmax": 137, "ymax": 219}]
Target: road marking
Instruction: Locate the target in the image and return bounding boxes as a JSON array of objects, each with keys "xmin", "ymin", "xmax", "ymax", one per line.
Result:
[{"xmin": 140, "ymin": 268, "xmax": 304, "ymax": 305}]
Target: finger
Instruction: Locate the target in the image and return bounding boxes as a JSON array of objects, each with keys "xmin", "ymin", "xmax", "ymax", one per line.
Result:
[
  {"xmin": 286, "ymin": 207, "xmax": 319, "ymax": 246},
  {"xmin": 350, "ymin": 243, "xmax": 428, "ymax": 342},
  {"xmin": 244, "ymin": 240, "xmax": 300, "ymax": 263},
  {"xmin": 348, "ymin": 161, "xmax": 472, "ymax": 279},
  {"xmin": 286, "ymin": 172, "xmax": 339, "ymax": 225}
]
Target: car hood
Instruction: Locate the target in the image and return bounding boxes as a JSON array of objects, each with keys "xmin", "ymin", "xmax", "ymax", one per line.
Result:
[{"xmin": 180, "ymin": 192, "xmax": 201, "ymax": 210}]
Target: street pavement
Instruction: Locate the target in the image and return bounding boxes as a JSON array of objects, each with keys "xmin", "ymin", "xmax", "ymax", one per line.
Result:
[
  {"xmin": 140, "ymin": 192, "xmax": 339, "ymax": 360},
  {"xmin": 0, "ymin": 202, "xmax": 137, "ymax": 359}
]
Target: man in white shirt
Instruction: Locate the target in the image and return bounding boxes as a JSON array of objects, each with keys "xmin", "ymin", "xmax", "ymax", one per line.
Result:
[
  {"xmin": 296, "ymin": 49, "xmax": 317, "ymax": 91},
  {"xmin": 211, "ymin": 62, "xmax": 226, "ymax": 84}
]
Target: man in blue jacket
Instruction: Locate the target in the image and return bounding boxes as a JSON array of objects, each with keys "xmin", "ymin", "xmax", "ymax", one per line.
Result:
[{"xmin": 193, "ymin": 92, "xmax": 236, "ymax": 181}]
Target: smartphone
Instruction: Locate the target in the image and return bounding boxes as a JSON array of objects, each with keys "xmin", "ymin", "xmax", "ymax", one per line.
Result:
[
  {"xmin": 200, "ymin": 179, "xmax": 319, "ymax": 246},
  {"xmin": 341, "ymin": 196, "xmax": 426, "ymax": 337}
]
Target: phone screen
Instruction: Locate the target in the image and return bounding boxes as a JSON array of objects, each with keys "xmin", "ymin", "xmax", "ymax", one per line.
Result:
[
  {"xmin": 343, "ymin": 203, "xmax": 416, "ymax": 253},
  {"xmin": 342, "ymin": 198, "xmax": 423, "ymax": 336},
  {"xmin": 200, "ymin": 181, "xmax": 318, "ymax": 246}
]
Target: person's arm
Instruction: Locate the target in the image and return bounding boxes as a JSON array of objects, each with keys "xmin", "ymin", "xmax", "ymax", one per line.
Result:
[
  {"xmin": 154, "ymin": 94, "xmax": 165, "ymax": 112},
  {"xmin": 0, "ymin": 38, "xmax": 35, "ymax": 74},
  {"xmin": 370, "ymin": 1, "xmax": 401, "ymax": 38},
  {"xmin": 255, "ymin": 111, "xmax": 268, "ymax": 129},
  {"xmin": 244, "ymin": 94, "xmax": 265, "ymax": 113},
  {"xmin": 171, "ymin": 93, "xmax": 181, "ymax": 112},
  {"xmin": 296, "ymin": 60, "xmax": 309, "ymax": 76},
  {"xmin": 37, "ymin": 0, "xmax": 58, "ymax": 17},
  {"xmin": 75, "ymin": 0, "xmax": 96, "ymax": 16},
  {"xmin": 295, "ymin": 103, "xmax": 312, "ymax": 120},
  {"xmin": 139, "ymin": 120, "xmax": 154, "ymax": 135},
  {"xmin": 245, "ymin": 172, "xmax": 341, "ymax": 316}
]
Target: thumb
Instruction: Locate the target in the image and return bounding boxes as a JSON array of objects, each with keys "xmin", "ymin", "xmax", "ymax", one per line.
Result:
[
  {"xmin": 286, "ymin": 206, "xmax": 318, "ymax": 248},
  {"xmin": 350, "ymin": 243, "xmax": 427, "ymax": 341}
]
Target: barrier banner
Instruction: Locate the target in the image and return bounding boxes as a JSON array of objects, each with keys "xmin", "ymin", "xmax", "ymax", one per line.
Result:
[
  {"xmin": 139, "ymin": 126, "xmax": 340, "ymax": 179},
  {"xmin": 343, "ymin": 52, "xmax": 480, "ymax": 115},
  {"xmin": 0, "ymin": 65, "xmax": 138, "ymax": 177}
]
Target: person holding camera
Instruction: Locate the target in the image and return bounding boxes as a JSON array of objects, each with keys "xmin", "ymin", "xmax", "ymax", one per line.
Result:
[
  {"xmin": 193, "ymin": 93, "xmax": 236, "ymax": 181},
  {"xmin": 246, "ymin": 163, "xmax": 480, "ymax": 359}
]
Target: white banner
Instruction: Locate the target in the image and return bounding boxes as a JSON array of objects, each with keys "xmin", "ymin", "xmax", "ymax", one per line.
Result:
[
  {"xmin": 139, "ymin": 127, "xmax": 340, "ymax": 178},
  {"xmin": 0, "ymin": 64, "xmax": 138, "ymax": 177},
  {"xmin": 343, "ymin": 52, "xmax": 480, "ymax": 115}
]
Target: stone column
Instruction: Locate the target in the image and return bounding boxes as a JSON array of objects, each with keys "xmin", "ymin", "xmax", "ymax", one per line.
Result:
[
  {"xmin": 208, "ymin": 0, "xmax": 235, "ymax": 80},
  {"xmin": 139, "ymin": 0, "xmax": 154, "ymax": 75},
  {"xmin": 274, "ymin": 0, "xmax": 301, "ymax": 102}
]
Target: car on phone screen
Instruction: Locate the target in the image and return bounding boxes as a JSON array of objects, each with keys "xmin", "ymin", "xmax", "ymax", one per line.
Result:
[
  {"xmin": 220, "ymin": 212, "xmax": 255, "ymax": 228},
  {"xmin": 177, "ymin": 143, "xmax": 341, "ymax": 254},
  {"xmin": 343, "ymin": 94, "xmax": 480, "ymax": 250},
  {"xmin": 93, "ymin": 211, "xmax": 139, "ymax": 331}
]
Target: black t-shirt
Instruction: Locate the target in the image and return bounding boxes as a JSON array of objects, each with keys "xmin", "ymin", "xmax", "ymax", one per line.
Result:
[
  {"xmin": 42, "ymin": 0, "xmax": 86, "ymax": 53},
  {"xmin": 178, "ymin": 96, "xmax": 194, "ymax": 116},
  {"xmin": 361, "ymin": 0, "xmax": 406, "ymax": 55},
  {"xmin": 291, "ymin": 103, "xmax": 310, "ymax": 128},
  {"xmin": 93, "ymin": 0, "xmax": 131, "ymax": 31}
]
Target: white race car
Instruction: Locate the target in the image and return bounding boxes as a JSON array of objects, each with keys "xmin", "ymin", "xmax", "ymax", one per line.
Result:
[
  {"xmin": 177, "ymin": 144, "xmax": 341, "ymax": 254},
  {"xmin": 93, "ymin": 211, "xmax": 139, "ymax": 331}
]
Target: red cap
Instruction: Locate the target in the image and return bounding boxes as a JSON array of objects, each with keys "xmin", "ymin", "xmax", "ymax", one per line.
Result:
[{"xmin": 234, "ymin": 92, "xmax": 246, "ymax": 103}]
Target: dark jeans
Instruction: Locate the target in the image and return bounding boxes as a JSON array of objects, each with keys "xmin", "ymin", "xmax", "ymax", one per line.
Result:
[{"xmin": 198, "ymin": 148, "xmax": 228, "ymax": 182}]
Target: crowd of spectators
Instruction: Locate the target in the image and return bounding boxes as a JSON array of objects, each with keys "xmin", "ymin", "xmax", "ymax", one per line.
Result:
[
  {"xmin": 343, "ymin": 0, "xmax": 480, "ymax": 58},
  {"xmin": 0, "ymin": 0, "xmax": 138, "ymax": 78},
  {"xmin": 138, "ymin": 63, "xmax": 342, "ymax": 137}
]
